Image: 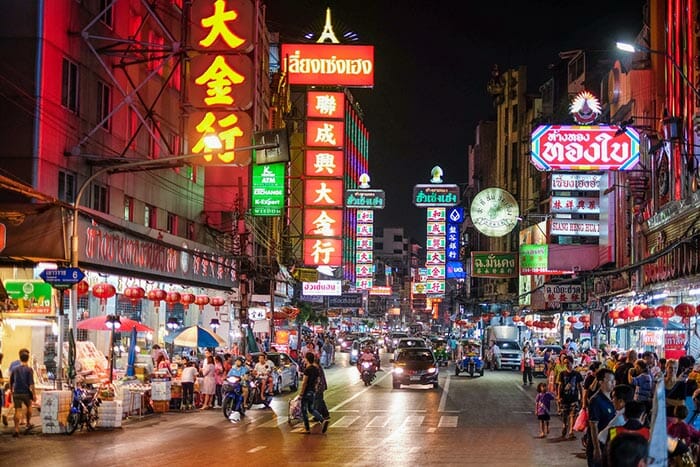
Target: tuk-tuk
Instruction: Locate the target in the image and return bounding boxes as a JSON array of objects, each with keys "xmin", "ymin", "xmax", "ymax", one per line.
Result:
[
  {"xmin": 430, "ymin": 337, "xmax": 449, "ymax": 366},
  {"xmin": 456, "ymin": 339, "xmax": 484, "ymax": 377}
]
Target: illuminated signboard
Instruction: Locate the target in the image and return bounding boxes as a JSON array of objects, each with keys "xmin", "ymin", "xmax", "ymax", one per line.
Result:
[
  {"xmin": 307, "ymin": 91, "xmax": 345, "ymax": 119},
  {"xmin": 530, "ymin": 125, "xmax": 640, "ymax": 171},
  {"xmin": 306, "ymin": 120, "xmax": 345, "ymax": 148},
  {"xmin": 302, "ymin": 280, "xmax": 342, "ymax": 296},
  {"xmin": 304, "ymin": 179, "xmax": 343, "ymax": 206},
  {"xmin": 519, "ymin": 244, "xmax": 549, "ymax": 275},
  {"xmin": 304, "ymin": 209, "xmax": 344, "ymax": 236},
  {"xmin": 550, "ymin": 196, "xmax": 600, "ymax": 214},
  {"xmin": 550, "ymin": 219, "xmax": 600, "ymax": 237},
  {"xmin": 345, "ymin": 189, "xmax": 385, "ymax": 209},
  {"xmin": 471, "ymin": 252, "xmax": 518, "ymax": 278},
  {"xmin": 281, "ymin": 44, "xmax": 375, "ymax": 87},
  {"xmin": 190, "ymin": 0, "xmax": 256, "ymax": 166},
  {"xmin": 543, "ymin": 284, "xmax": 583, "ymax": 303},
  {"xmin": 413, "ymin": 185, "xmax": 460, "ymax": 207},
  {"xmin": 551, "ymin": 173, "xmax": 601, "ymax": 191},
  {"xmin": 251, "ymin": 162, "xmax": 285, "ymax": 216},
  {"xmin": 305, "ymin": 150, "xmax": 344, "ymax": 177},
  {"xmin": 302, "ymin": 238, "xmax": 343, "ymax": 267}
]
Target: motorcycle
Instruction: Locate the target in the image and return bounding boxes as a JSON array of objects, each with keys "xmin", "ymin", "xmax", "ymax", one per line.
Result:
[
  {"xmin": 360, "ymin": 361, "xmax": 377, "ymax": 386},
  {"xmin": 222, "ymin": 376, "xmax": 246, "ymax": 422},
  {"xmin": 455, "ymin": 354, "xmax": 485, "ymax": 377},
  {"xmin": 246, "ymin": 376, "xmax": 272, "ymax": 409},
  {"xmin": 66, "ymin": 386, "xmax": 101, "ymax": 435}
]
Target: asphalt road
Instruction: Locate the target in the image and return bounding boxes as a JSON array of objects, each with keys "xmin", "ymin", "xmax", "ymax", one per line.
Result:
[{"xmin": 0, "ymin": 350, "xmax": 586, "ymax": 466}]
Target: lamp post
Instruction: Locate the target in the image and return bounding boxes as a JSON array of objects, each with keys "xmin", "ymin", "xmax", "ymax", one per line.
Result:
[{"xmin": 66, "ymin": 140, "xmax": 279, "ymax": 384}]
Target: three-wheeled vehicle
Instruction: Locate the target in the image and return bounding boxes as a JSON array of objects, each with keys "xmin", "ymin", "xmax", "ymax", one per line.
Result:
[
  {"xmin": 455, "ymin": 339, "xmax": 484, "ymax": 377},
  {"xmin": 430, "ymin": 337, "xmax": 449, "ymax": 367}
]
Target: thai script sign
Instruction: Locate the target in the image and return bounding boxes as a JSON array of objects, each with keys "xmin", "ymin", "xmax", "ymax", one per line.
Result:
[
  {"xmin": 471, "ymin": 252, "xmax": 518, "ymax": 278},
  {"xmin": 302, "ymin": 280, "xmax": 342, "ymax": 296},
  {"xmin": 281, "ymin": 44, "xmax": 374, "ymax": 87},
  {"xmin": 550, "ymin": 219, "xmax": 600, "ymax": 237},
  {"xmin": 328, "ymin": 294, "xmax": 364, "ymax": 308},
  {"xmin": 543, "ymin": 284, "xmax": 583, "ymax": 303},
  {"xmin": 345, "ymin": 189, "xmax": 385, "ymax": 209},
  {"xmin": 413, "ymin": 185, "xmax": 460, "ymax": 207},
  {"xmin": 519, "ymin": 244, "xmax": 548, "ymax": 274},
  {"xmin": 3, "ymin": 280, "xmax": 54, "ymax": 315},
  {"xmin": 551, "ymin": 173, "xmax": 601, "ymax": 191},
  {"xmin": 531, "ymin": 125, "xmax": 639, "ymax": 171}
]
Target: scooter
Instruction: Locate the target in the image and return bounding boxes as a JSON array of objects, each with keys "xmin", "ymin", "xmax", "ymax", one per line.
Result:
[
  {"xmin": 66, "ymin": 385, "xmax": 101, "ymax": 435},
  {"xmin": 246, "ymin": 376, "xmax": 272, "ymax": 408},
  {"xmin": 222, "ymin": 376, "xmax": 246, "ymax": 422},
  {"xmin": 360, "ymin": 361, "xmax": 377, "ymax": 386}
]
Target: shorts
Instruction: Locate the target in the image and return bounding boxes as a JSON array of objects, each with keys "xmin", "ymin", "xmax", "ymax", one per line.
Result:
[
  {"xmin": 13, "ymin": 393, "xmax": 31, "ymax": 409},
  {"xmin": 560, "ymin": 402, "xmax": 579, "ymax": 417},
  {"xmin": 537, "ymin": 413, "xmax": 551, "ymax": 421}
]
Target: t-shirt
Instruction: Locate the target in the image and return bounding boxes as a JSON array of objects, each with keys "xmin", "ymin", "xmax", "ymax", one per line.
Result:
[
  {"xmin": 254, "ymin": 361, "xmax": 273, "ymax": 377},
  {"xmin": 558, "ymin": 369, "xmax": 584, "ymax": 403},
  {"xmin": 632, "ymin": 373, "xmax": 653, "ymax": 401},
  {"xmin": 304, "ymin": 364, "xmax": 320, "ymax": 394},
  {"xmin": 536, "ymin": 392, "xmax": 555, "ymax": 416},
  {"xmin": 10, "ymin": 364, "xmax": 34, "ymax": 394},
  {"xmin": 588, "ymin": 391, "xmax": 616, "ymax": 433},
  {"xmin": 227, "ymin": 365, "xmax": 249, "ymax": 379},
  {"xmin": 180, "ymin": 366, "xmax": 199, "ymax": 383}
]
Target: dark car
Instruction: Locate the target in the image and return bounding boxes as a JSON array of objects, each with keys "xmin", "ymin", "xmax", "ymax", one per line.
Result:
[
  {"xmin": 385, "ymin": 331, "xmax": 409, "ymax": 352},
  {"xmin": 391, "ymin": 347, "xmax": 439, "ymax": 389},
  {"xmin": 532, "ymin": 345, "xmax": 563, "ymax": 377}
]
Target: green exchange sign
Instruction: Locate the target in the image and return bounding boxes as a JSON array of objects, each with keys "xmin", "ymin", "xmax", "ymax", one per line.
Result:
[{"xmin": 251, "ymin": 162, "xmax": 285, "ymax": 216}]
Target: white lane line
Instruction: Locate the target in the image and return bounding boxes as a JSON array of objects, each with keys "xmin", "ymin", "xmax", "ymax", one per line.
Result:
[
  {"xmin": 367, "ymin": 416, "xmax": 390, "ymax": 428},
  {"xmin": 247, "ymin": 446, "xmax": 267, "ymax": 453},
  {"xmin": 328, "ymin": 371, "xmax": 392, "ymax": 412},
  {"xmin": 403, "ymin": 415, "xmax": 424, "ymax": 427},
  {"xmin": 259, "ymin": 417, "xmax": 288, "ymax": 428},
  {"xmin": 331, "ymin": 415, "xmax": 360, "ymax": 428},
  {"xmin": 437, "ymin": 415, "xmax": 458, "ymax": 428},
  {"xmin": 438, "ymin": 374, "xmax": 451, "ymax": 412}
]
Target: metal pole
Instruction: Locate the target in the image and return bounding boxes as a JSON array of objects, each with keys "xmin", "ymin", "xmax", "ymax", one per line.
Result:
[{"xmin": 56, "ymin": 289, "xmax": 65, "ymax": 389}]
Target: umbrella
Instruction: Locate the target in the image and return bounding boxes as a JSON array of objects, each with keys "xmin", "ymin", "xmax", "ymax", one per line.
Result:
[
  {"xmin": 614, "ymin": 317, "xmax": 686, "ymax": 331},
  {"xmin": 173, "ymin": 325, "xmax": 226, "ymax": 348},
  {"xmin": 246, "ymin": 326, "xmax": 259, "ymax": 353},
  {"xmin": 126, "ymin": 326, "xmax": 137, "ymax": 377},
  {"xmin": 77, "ymin": 316, "xmax": 153, "ymax": 383},
  {"xmin": 77, "ymin": 315, "xmax": 153, "ymax": 333}
]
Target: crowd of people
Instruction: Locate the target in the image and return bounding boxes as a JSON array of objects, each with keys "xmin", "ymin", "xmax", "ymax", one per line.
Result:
[{"xmin": 533, "ymin": 341, "xmax": 700, "ymax": 467}]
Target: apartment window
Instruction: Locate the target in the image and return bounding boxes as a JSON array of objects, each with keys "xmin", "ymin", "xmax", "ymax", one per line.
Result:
[
  {"xmin": 92, "ymin": 184, "xmax": 108, "ymax": 213},
  {"xmin": 393, "ymin": 235, "xmax": 402, "ymax": 242},
  {"xmin": 58, "ymin": 171, "xmax": 76, "ymax": 203},
  {"xmin": 186, "ymin": 221, "xmax": 195, "ymax": 240},
  {"xmin": 393, "ymin": 249, "xmax": 402, "ymax": 254},
  {"xmin": 97, "ymin": 81, "xmax": 111, "ymax": 130},
  {"xmin": 124, "ymin": 196, "xmax": 134, "ymax": 221},
  {"xmin": 61, "ymin": 58, "xmax": 79, "ymax": 112},
  {"xmin": 145, "ymin": 204, "xmax": 157, "ymax": 228},
  {"xmin": 375, "ymin": 242, "xmax": 383, "ymax": 250},
  {"xmin": 167, "ymin": 212, "xmax": 178, "ymax": 235},
  {"xmin": 99, "ymin": 0, "xmax": 113, "ymax": 28}
]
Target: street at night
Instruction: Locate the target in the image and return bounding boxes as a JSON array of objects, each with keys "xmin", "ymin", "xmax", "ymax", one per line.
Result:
[{"xmin": 1, "ymin": 351, "xmax": 584, "ymax": 467}]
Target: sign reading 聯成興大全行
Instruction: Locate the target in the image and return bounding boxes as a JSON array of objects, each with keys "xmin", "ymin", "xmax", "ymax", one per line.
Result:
[{"xmin": 251, "ymin": 162, "xmax": 285, "ymax": 216}]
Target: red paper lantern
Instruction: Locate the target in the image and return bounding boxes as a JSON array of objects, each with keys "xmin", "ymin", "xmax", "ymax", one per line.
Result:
[
  {"xmin": 656, "ymin": 304, "xmax": 675, "ymax": 321},
  {"xmin": 579, "ymin": 315, "xmax": 590, "ymax": 325},
  {"xmin": 194, "ymin": 295, "xmax": 210, "ymax": 311},
  {"xmin": 92, "ymin": 283, "xmax": 116, "ymax": 300},
  {"xmin": 546, "ymin": 321, "xmax": 556, "ymax": 329},
  {"xmin": 524, "ymin": 320, "xmax": 533, "ymax": 327},
  {"xmin": 620, "ymin": 307, "xmax": 634, "ymax": 320},
  {"xmin": 512, "ymin": 315, "xmax": 522, "ymax": 323},
  {"xmin": 165, "ymin": 291, "xmax": 181, "ymax": 310},
  {"xmin": 641, "ymin": 307, "xmax": 657, "ymax": 319},
  {"xmin": 632, "ymin": 305, "xmax": 646, "ymax": 317},
  {"xmin": 210, "ymin": 297, "xmax": 225, "ymax": 317},
  {"xmin": 147, "ymin": 289, "xmax": 167, "ymax": 313},
  {"xmin": 567, "ymin": 316, "xmax": 578, "ymax": 324},
  {"xmin": 609, "ymin": 310, "xmax": 621, "ymax": 320},
  {"xmin": 675, "ymin": 303, "xmax": 696, "ymax": 320},
  {"xmin": 76, "ymin": 280, "xmax": 90, "ymax": 296},
  {"xmin": 123, "ymin": 286, "xmax": 145, "ymax": 305},
  {"xmin": 180, "ymin": 293, "xmax": 195, "ymax": 314}
]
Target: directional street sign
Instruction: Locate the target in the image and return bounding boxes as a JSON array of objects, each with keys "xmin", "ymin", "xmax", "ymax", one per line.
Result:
[{"xmin": 39, "ymin": 267, "xmax": 85, "ymax": 290}]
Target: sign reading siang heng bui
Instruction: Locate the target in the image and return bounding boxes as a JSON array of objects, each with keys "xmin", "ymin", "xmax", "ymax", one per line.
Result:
[{"xmin": 530, "ymin": 125, "xmax": 640, "ymax": 171}]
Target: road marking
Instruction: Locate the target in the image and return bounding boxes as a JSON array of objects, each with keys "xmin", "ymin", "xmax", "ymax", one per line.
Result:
[
  {"xmin": 438, "ymin": 415, "xmax": 458, "ymax": 428},
  {"xmin": 329, "ymin": 371, "xmax": 392, "ymax": 412},
  {"xmin": 426, "ymin": 427, "xmax": 437, "ymax": 433},
  {"xmin": 331, "ymin": 415, "xmax": 360, "ymax": 428},
  {"xmin": 259, "ymin": 416, "xmax": 288, "ymax": 428},
  {"xmin": 402, "ymin": 415, "xmax": 424, "ymax": 427},
  {"xmin": 438, "ymin": 374, "xmax": 451, "ymax": 412},
  {"xmin": 516, "ymin": 383, "xmax": 536, "ymax": 403},
  {"xmin": 367, "ymin": 416, "xmax": 390, "ymax": 427},
  {"xmin": 247, "ymin": 446, "xmax": 267, "ymax": 453}
]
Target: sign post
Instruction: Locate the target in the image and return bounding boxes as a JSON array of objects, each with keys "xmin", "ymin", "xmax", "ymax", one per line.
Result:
[{"xmin": 39, "ymin": 267, "xmax": 85, "ymax": 389}]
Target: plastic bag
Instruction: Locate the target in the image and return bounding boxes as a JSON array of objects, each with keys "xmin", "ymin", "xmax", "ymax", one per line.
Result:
[
  {"xmin": 288, "ymin": 395, "xmax": 302, "ymax": 425},
  {"xmin": 573, "ymin": 408, "xmax": 589, "ymax": 432}
]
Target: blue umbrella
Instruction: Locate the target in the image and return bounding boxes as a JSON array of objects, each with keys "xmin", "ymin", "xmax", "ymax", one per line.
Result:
[
  {"xmin": 173, "ymin": 325, "xmax": 226, "ymax": 348},
  {"xmin": 126, "ymin": 326, "xmax": 137, "ymax": 377}
]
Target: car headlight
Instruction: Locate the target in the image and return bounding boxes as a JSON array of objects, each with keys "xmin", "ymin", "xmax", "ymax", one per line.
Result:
[
  {"xmin": 393, "ymin": 367, "xmax": 404, "ymax": 374},
  {"xmin": 427, "ymin": 367, "xmax": 437, "ymax": 374}
]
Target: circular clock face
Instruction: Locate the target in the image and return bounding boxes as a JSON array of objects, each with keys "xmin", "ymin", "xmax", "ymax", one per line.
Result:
[{"xmin": 470, "ymin": 188, "xmax": 520, "ymax": 237}]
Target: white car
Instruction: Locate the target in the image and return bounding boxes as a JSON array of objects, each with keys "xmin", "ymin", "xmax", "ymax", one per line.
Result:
[{"xmin": 251, "ymin": 352, "xmax": 299, "ymax": 394}]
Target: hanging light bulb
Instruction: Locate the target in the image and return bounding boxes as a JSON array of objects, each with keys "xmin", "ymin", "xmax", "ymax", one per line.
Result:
[{"xmin": 209, "ymin": 318, "xmax": 220, "ymax": 331}]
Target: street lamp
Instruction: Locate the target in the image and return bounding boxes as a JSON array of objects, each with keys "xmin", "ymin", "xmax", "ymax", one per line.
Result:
[
  {"xmin": 615, "ymin": 41, "xmax": 700, "ymax": 99},
  {"xmin": 64, "ymin": 139, "xmax": 280, "ymax": 386}
]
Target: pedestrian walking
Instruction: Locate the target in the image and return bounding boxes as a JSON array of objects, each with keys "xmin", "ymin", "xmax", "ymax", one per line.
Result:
[
  {"xmin": 312, "ymin": 358, "xmax": 330, "ymax": 432},
  {"xmin": 200, "ymin": 355, "xmax": 216, "ymax": 409},
  {"xmin": 9, "ymin": 349, "xmax": 35, "ymax": 437},
  {"xmin": 557, "ymin": 355, "xmax": 584, "ymax": 440},
  {"xmin": 213, "ymin": 355, "xmax": 225, "ymax": 408},
  {"xmin": 586, "ymin": 368, "xmax": 617, "ymax": 467},
  {"xmin": 535, "ymin": 382, "xmax": 555, "ymax": 438},
  {"xmin": 521, "ymin": 344, "xmax": 534, "ymax": 386},
  {"xmin": 299, "ymin": 352, "xmax": 325, "ymax": 434}
]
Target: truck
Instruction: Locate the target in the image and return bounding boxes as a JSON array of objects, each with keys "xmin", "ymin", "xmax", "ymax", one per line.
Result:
[{"xmin": 484, "ymin": 325, "xmax": 522, "ymax": 370}]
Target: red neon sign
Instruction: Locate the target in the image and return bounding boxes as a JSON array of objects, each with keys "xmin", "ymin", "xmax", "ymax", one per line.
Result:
[
  {"xmin": 303, "ymin": 238, "xmax": 342, "ymax": 267},
  {"xmin": 305, "ymin": 150, "xmax": 344, "ymax": 177},
  {"xmin": 281, "ymin": 44, "xmax": 374, "ymax": 87},
  {"xmin": 304, "ymin": 209, "xmax": 344, "ymax": 237},
  {"xmin": 307, "ymin": 91, "xmax": 345, "ymax": 119},
  {"xmin": 304, "ymin": 179, "xmax": 343, "ymax": 207},
  {"xmin": 306, "ymin": 120, "xmax": 345, "ymax": 148}
]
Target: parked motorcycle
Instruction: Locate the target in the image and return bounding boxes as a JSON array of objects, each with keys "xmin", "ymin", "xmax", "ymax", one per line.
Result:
[
  {"xmin": 222, "ymin": 376, "xmax": 246, "ymax": 422},
  {"xmin": 360, "ymin": 361, "xmax": 377, "ymax": 386},
  {"xmin": 246, "ymin": 376, "xmax": 272, "ymax": 408},
  {"xmin": 66, "ymin": 386, "xmax": 101, "ymax": 435}
]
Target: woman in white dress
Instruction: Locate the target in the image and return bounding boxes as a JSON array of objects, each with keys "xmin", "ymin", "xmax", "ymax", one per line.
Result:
[{"xmin": 200, "ymin": 355, "xmax": 216, "ymax": 409}]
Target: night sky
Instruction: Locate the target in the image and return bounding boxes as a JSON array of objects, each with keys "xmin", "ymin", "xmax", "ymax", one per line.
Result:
[{"xmin": 264, "ymin": 0, "xmax": 645, "ymax": 243}]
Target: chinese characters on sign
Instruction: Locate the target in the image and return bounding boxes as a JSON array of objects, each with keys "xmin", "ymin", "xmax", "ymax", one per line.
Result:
[
  {"xmin": 354, "ymin": 209, "xmax": 374, "ymax": 289},
  {"xmin": 471, "ymin": 252, "xmax": 518, "ymax": 278},
  {"xmin": 425, "ymin": 207, "xmax": 446, "ymax": 295}
]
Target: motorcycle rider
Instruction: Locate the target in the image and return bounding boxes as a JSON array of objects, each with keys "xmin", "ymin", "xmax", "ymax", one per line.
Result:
[
  {"xmin": 253, "ymin": 353, "xmax": 274, "ymax": 396},
  {"xmin": 226, "ymin": 356, "xmax": 249, "ymax": 406},
  {"xmin": 357, "ymin": 346, "xmax": 378, "ymax": 374}
]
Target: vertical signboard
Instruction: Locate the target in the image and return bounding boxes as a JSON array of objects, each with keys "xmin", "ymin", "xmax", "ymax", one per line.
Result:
[
  {"xmin": 355, "ymin": 210, "xmax": 374, "ymax": 289},
  {"xmin": 251, "ymin": 162, "xmax": 285, "ymax": 216}
]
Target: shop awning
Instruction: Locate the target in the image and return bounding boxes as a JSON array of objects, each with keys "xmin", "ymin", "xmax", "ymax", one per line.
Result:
[{"xmin": 614, "ymin": 318, "xmax": 686, "ymax": 330}]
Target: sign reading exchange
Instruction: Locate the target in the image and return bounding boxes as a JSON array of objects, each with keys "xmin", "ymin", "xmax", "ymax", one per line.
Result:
[{"xmin": 530, "ymin": 125, "xmax": 640, "ymax": 171}]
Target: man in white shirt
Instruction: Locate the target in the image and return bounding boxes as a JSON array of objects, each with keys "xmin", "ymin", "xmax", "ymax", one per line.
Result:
[{"xmin": 254, "ymin": 354, "xmax": 274, "ymax": 396}]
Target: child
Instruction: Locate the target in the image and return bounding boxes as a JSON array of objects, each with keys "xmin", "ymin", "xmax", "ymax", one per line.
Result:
[
  {"xmin": 2, "ymin": 383, "xmax": 11, "ymax": 426},
  {"xmin": 535, "ymin": 382, "xmax": 556, "ymax": 438}
]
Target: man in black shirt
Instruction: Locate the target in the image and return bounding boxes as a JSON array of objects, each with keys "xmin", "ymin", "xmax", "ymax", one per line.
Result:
[{"xmin": 299, "ymin": 352, "xmax": 324, "ymax": 434}]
